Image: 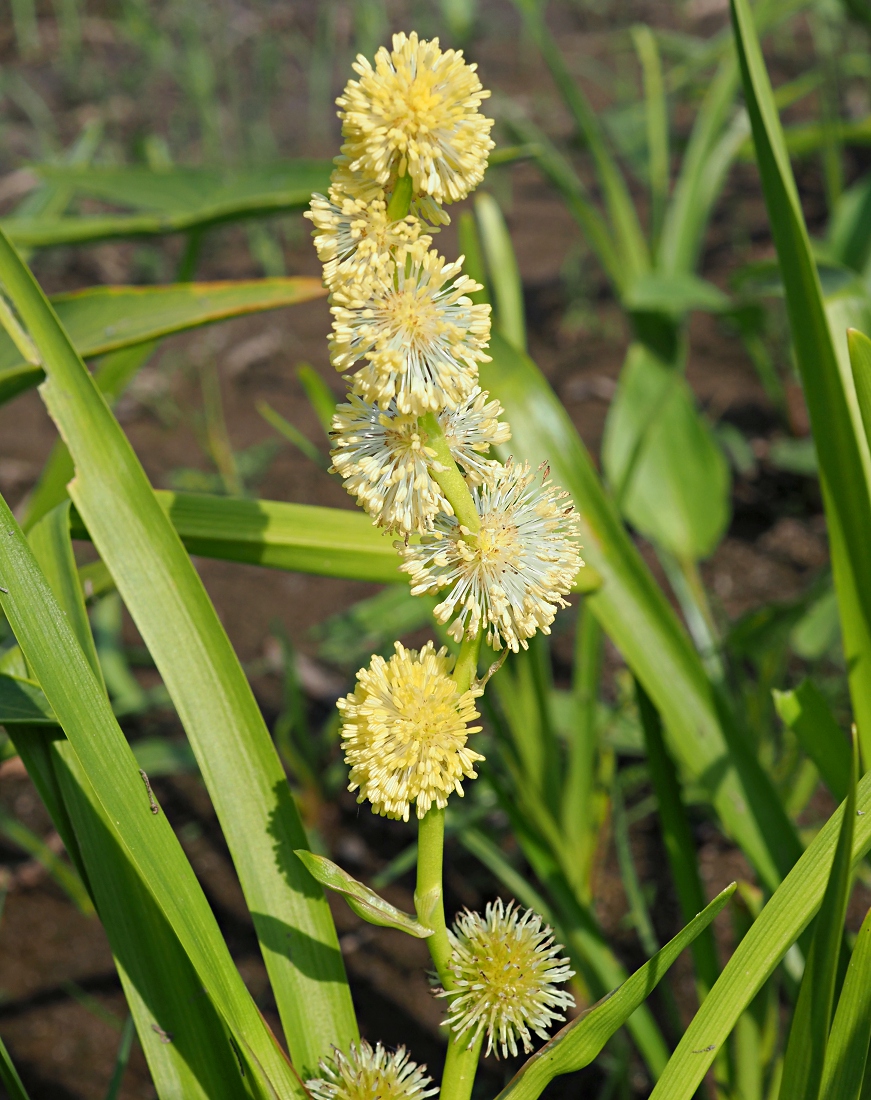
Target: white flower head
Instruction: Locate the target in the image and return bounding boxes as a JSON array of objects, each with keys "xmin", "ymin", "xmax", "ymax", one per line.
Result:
[
  {"xmin": 329, "ymin": 241, "xmax": 491, "ymax": 416},
  {"xmin": 440, "ymin": 899, "xmax": 575, "ymax": 1058},
  {"xmin": 307, "ymin": 1041, "xmax": 437, "ymax": 1100},
  {"xmin": 338, "ymin": 641, "xmax": 484, "ymax": 821},
  {"xmin": 306, "ymin": 167, "xmax": 431, "ymax": 288},
  {"xmin": 330, "ymin": 387, "xmax": 511, "ymax": 534},
  {"xmin": 336, "ymin": 32, "xmax": 494, "ymax": 205},
  {"xmin": 400, "ymin": 460, "xmax": 583, "ymax": 652}
]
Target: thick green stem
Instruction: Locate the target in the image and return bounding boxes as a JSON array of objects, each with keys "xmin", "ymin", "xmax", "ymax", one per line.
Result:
[
  {"xmin": 386, "ymin": 173, "xmax": 414, "ymax": 221},
  {"xmin": 440, "ymin": 1032, "xmax": 484, "ymax": 1100},
  {"xmin": 420, "ymin": 412, "xmax": 481, "ymax": 534},
  {"xmin": 415, "ymin": 806, "xmax": 452, "ymax": 988},
  {"xmin": 452, "ymin": 631, "xmax": 482, "ymax": 694}
]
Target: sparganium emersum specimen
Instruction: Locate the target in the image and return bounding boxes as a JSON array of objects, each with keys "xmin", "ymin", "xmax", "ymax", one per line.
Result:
[
  {"xmin": 330, "ymin": 387, "xmax": 510, "ymax": 534},
  {"xmin": 307, "ymin": 1041, "xmax": 437, "ymax": 1100},
  {"xmin": 328, "ymin": 240, "xmax": 492, "ymax": 416},
  {"xmin": 336, "ymin": 32, "xmax": 494, "ymax": 207},
  {"xmin": 400, "ymin": 460, "xmax": 583, "ymax": 652},
  {"xmin": 441, "ymin": 899, "xmax": 575, "ymax": 1058},
  {"xmin": 338, "ymin": 641, "xmax": 484, "ymax": 821}
]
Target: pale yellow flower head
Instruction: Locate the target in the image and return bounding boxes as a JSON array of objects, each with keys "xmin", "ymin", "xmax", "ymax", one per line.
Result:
[
  {"xmin": 338, "ymin": 641, "xmax": 484, "ymax": 821},
  {"xmin": 330, "ymin": 387, "xmax": 511, "ymax": 534},
  {"xmin": 329, "ymin": 241, "xmax": 491, "ymax": 416},
  {"xmin": 336, "ymin": 32, "xmax": 494, "ymax": 205},
  {"xmin": 400, "ymin": 460, "xmax": 583, "ymax": 652},
  {"xmin": 307, "ymin": 1041, "xmax": 437, "ymax": 1100},
  {"xmin": 440, "ymin": 899, "xmax": 575, "ymax": 1058},
  {"xmin": 305, "ymin": 165, "xmax": 431, "ymax": 288}
]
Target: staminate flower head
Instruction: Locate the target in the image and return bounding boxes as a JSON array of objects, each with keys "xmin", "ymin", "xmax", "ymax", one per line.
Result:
[
  {"xmin": 400, "ymin": 460, "xmax": 583, "ymax": 652},
  {"xmin": 307, "ymin": 1041, "xmax": 437, "ymax": 1100},
  {"xmin": 329, "ymin": 241, "xmax": 491, "ymax": 416},
  {"xmin": 306, "ymin": 184, "xmax": 429, "ymax": 288},
  {"xmin": 440, "ymin": 899, "xmax": 575, "ymax": 1058},
  {"xmin": 330, "ymin": 387, "xmax": 511, "ymax": 534},
  {"xmin": 337, "ymin": 32, "xmax": 494, "ymax": 205},
  {"xmin": 338, "ymin": 641, "xmax": 484, "ymax": 821}
]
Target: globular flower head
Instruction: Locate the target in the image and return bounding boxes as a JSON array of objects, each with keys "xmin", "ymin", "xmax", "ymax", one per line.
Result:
[
  {"xmin": 330, "ymin": 387, "xmax": 511, "ymax": 534},
  {"xmin": 338, "ymin": 641, "xmax": 484, "ymax": 821},
  {"xmin": 337, "ymin": 32, "xmax": 494, "ymax": 205},
  {"xmin": 440, "ymin": 899, "xmax": 575, "ymax": 1058},
  {"xmin": 329, "ymin": 241, "xmax": 491, "ymax": 416},
  {"xmin": 307, "ymin": 1041, "xmax": 437, "ymax": 1100},
  {"xmin": 400, "ymin": 460, "xmax": 583, "ymax": 652},
  {"xmin": 306, "ymin": 172, "xmax": 430, "ymax": 288}
]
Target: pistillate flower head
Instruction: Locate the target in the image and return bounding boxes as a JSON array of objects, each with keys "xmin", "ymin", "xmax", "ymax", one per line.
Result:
[
  {"xmin": 307, "ymin": 1041, "xmax": 437, "ymax": 1100},
  {"xmin": 440, "ymin": 899, "xmax": 575, "ymax": 1058},
  {"xmin": 329, "ymin": 241, "xmax": 491, "ymax": 416},
  {"xmin": 338, "ymin": 641, "xmax": 484, "ymax": 821},
  {"xmin": 330, "ymin": 388, "xmax": 510, "ymax": 534},
  {"xmin": 337, "ymin": 32, "xmax": 494, "ymax": 205},
  {"xmin": 400, "ymin": 460, "xmax": 583, "ymax": 652}
]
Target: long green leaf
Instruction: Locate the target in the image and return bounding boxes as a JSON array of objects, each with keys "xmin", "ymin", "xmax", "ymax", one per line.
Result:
[
  {"xmin": 778, "ymin": 734, "xmax": 857, "ymax": 1099},
  {"xmin": 0, "ymin": 161, "xmax": 333, "ymax": 249},
  {"xmin": 25, "ymin": 501, "xmax": 261, "ymax": 1098},
  {"xmin": 66, "ymin": 491, "xmax": 602, "ymax": 591},
  {"xmin": 820, "ymin": 906, "xmax": 871, "ymax": 1100},
  {"xmin": 481, "ymin": 331, "xmax": 801, "ymax": 891},
  {"xmin": 773, "ymin": 681, "xmax": 851, "ymax": 803},
  {"xmin": 647, "ymin": 772, "xmax": 871, "ymax": 1100},
  {"xmin": 0, "ymin": 495, "xmax": 300, "ymax": 1098},
  {"xmin": 510, "ymin": 0, "xmax": 649, "ymax": 279},
  {"xmin": 635, "ymin": 681, "xmax": 719, "ymax": 995},
  {"xmin": 474, "ymin": 193, "xmax": 526, "ymax": 351},
  {"xmin": 0, "ymin": 228, "xmax": 358, "ymax": 1076},
  {"xmin": 0, "ymin": 278, "xmax": 325, "ymax": 406},
  {"xmin": 495, "ymin": 884, "xmax": 737, "ymax": 1100},
  {"xmin": 731, "ymin": 0, "xmax": 871, "ymax": 765}
]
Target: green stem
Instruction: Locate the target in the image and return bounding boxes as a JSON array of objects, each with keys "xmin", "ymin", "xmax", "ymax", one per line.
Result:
[
  {"xmin": 440, "ymin": 1032, "xmax": 484, "ymax": 1100},
  {"xmin": 452, "ymin": 630, "xmax": 482, "ymax": 694},
  {"xmin": 386, "ymin": 173, "xmax": 414, "ymax": 221},
  {"xmin": 420, "ymin": 412, "xmax": 481, "ymax": 534},
  {"xmin": 415, "ymin": 806, "xmax": 452, "ymax": 987}
]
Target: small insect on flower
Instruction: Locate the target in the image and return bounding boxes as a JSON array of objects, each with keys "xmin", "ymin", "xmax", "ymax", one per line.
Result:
[
  {"xmin": 440, "ymin": 899, "xmax": 575, "ymax": 1058},
  {"xmin": 400, "ymin": 460, "xmax": 583, "ymax": 652},
  {"xmin": 330, "ymin": 387, "xmax": 510, "ymax": 534},
  {"xmin": 306, "ymin": 165, "xmax": 430, "ymax": 288},
  {"xmin": 329, "ymin": 241, "xmax": 491, "ymax": 416},
  {"xmin": 307, "ymin": 1041, "xmax": 437, "ymax": 1100},
  {"xmin": 337, "ymin": 32, "xmax": 494, "ymax": 206},
  {"xmin": 338, "ymin": 641, "xmax": 484, "ymax": 821}
]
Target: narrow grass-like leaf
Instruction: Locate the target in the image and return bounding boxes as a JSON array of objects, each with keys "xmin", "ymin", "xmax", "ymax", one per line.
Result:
[
  {"xmin": 0, "ymin": 1031, "xmax": 30, "ymax": 1100},
  {"xmin": 0, "ymin": 228, "xmax": 357, "ymax": 1076},
  {"xmin": 257, "ymin": 401, "xmax": 327, "ymax": 469},
  {"xmin": 296, "ymin": 364, "xmax": 338, "ymax": 436},
  {"xmin": 778, "ymin": 733, "xmax": 857, "ymax": 1100},
  {"xmin": 0, "ymin": 278, "xmax": 325, "ymax": 406},
  {"xmin": 510, "ymin": 0, "xmax": 649, "ymax": 278},
  {"xmin": 773, "ymin": 681, "xmax": 851, "ymax": 803},
  {"xmin": 849, "ymin": 328, "xmax": 871, "ymax": 451},
  {"xmin": 647, "ymin": 772, "xmax": 871, "ymax": 1100},
  {"xmin": 731, "ymin": 0, "xmax": 871, "ymax": 763},
  {"xmin": 820, "ymin": 906, "xmax": 871, "ymax": 1100},
  {"xmin": 636, "ymin": 680, "xmax": 719, "ymax": 995},
  {"xmin": 495, "ymin": 884, "xmax": 737, "ymax": 1100},
  {"xmin": 0, "ymin": 808, "xmax": 93, "ymax": 914},
  {"xmin": 0, "ymin": 673, "xmax": 57, "ymax": 723},
  {"xmin": 0, "ymin": 495, "xmax": 300, "ymax": 1098},
  {"xmin": 631, "ymin": 24, "xmax": 669, "ymax": 246},
  {"xmin": 481, "ymin": 332, "xmax": 801, "ymax": 891},
  {"xmin": 295, "ymin": 852, "xmax": 434, "ymax": 938},
  {"xmin": 474, "ymin": 193, "xmax": 526, "ymax": 351},
  {"xmin": 104, "ymin": 1015, "xmax": 135, "ymax": 1100}
]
